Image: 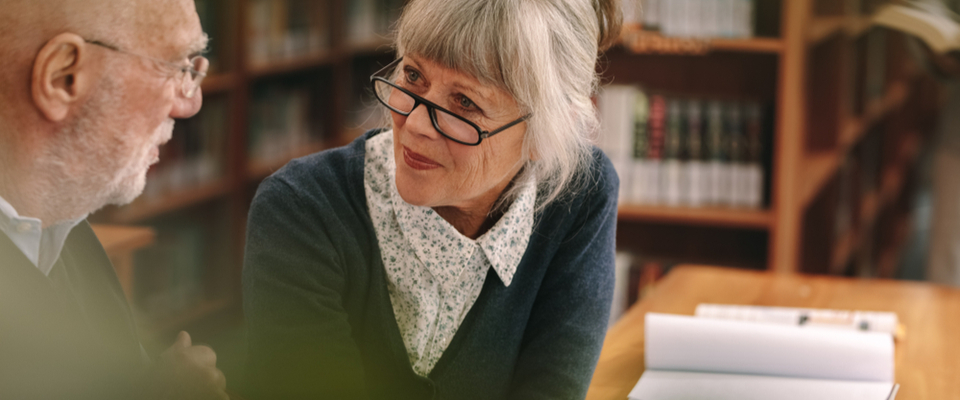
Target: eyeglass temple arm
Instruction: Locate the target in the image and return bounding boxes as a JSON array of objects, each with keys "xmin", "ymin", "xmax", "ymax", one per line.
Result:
[{"xmin": 480, "ymin": 114, "xmax": 532, "ymax": 139}]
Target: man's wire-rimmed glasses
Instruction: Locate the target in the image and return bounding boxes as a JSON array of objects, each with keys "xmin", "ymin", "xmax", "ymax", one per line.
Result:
[
  {"xmin": 85, "ymin": 39, "xmax": 209, "ymax": 99},
  {"xmin": 370, "ymin": 57, "xmax": 531, "ymax": 146}
]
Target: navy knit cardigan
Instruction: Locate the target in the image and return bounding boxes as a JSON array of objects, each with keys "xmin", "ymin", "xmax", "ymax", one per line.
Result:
[{"xmin": 242, "ymin": 129, "xmax": 618, "ymax": 400}]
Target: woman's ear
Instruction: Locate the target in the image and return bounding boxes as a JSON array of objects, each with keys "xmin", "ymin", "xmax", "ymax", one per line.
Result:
[{"xmin": 31, "ymin": 33, "xmax": 97, "ymax": 122}]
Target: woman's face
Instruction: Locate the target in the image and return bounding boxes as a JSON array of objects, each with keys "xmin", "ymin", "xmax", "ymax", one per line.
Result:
[{"xmin": 391, "ymin": 55, "xmax": 528, "ymax": 212}]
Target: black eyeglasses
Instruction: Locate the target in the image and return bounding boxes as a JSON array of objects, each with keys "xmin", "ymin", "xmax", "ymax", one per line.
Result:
[{"xmin": 370, "ymin": 57, "xmax": 531, "ymax": 146}]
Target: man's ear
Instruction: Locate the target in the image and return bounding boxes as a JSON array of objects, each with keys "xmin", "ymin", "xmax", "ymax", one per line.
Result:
[{"xmin": 31, "ymin": 33, "xmax": 97, "ymax": 122}]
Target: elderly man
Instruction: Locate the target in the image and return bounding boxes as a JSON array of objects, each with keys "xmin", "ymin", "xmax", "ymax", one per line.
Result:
[{"xmin": 0, "ymin": 0, "xmax": 228, "ymax": 398}]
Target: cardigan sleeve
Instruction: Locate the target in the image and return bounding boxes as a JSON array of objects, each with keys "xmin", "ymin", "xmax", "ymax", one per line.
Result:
[
  {"xmin": 241, "ymin": 174, "xmax": 371, "ymax": 400},
  {"xmin": 504, "ymin": 151, "xmax": 619, "ymax": 400}
]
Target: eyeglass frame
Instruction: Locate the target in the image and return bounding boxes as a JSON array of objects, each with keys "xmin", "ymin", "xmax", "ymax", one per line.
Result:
[
  {"xmin": 84, "ymin": 39, "xmax": 209, "ymax": 99},
  {"xmin": 370, "ymin": 57, "xmax": 531, "ymax": 146}
]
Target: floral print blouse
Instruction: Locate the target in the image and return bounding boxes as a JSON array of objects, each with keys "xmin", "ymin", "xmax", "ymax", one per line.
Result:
[{"xmin": 363, "ymin": 131, "xmax": 535, "ymax": 377}]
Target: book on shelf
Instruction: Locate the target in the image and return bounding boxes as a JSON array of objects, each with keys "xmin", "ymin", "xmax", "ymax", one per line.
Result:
[
  {"xmin": 598, "ymin": 84, "xmax": 767, "ymax": 209},
  {"xmin": 629, "ymin": 312, "xmax": 899, "ymax": 400},
  {"xmin": 346, "ymin": 0, "xmax": 405, "ymax": 46},
  {"xmin": 248, "ymin": 84, "xmax": 322, "ymax": 168},
  {"xmin": 609, "ymin": 252, "xmax": 666, "ymax": 325},
  {"xmin": 874, "ymin": 2, "xmax": 960, "ymax": 54},
  {"xmin": 246, "ymin": 0, "xmax": 331, "ymax": 67},
  {"xmin": 142, "ymin": 97, "xmax": 229, "ymax": 201},
  {"xmin": 639, "ymin": 0, "xmax": 755, "ymax": 39}
]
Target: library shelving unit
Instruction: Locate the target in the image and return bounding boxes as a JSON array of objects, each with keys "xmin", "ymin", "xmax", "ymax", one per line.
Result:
[
  {"xmin": 89, "ymin": 0, "xmax": 942, "ymax": 340},
  {"xmin": 89, "ymin": 0, "xmax": 403, "ymax": 340},
  {"xmin": 606, "ymin": 0, "xmax": 939, "ymax": 275}
]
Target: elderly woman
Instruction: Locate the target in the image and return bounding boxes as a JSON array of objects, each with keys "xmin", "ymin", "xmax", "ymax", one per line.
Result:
[{"xmin": 242, "ymin": 0, "xmax": 622, "ymax": 398}]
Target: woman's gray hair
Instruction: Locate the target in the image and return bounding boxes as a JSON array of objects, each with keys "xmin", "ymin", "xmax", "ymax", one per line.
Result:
[{"xmin": 393, "ymin": 0, "xmax": 622, "ymax": 212}]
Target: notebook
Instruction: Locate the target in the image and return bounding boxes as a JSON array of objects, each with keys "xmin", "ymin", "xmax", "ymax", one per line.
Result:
[{"xmin": 628, "ymin": 313, "xmax": 899, "ymax": 400}]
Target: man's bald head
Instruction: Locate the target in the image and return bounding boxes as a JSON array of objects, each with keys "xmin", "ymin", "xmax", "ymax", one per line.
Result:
[
  {"xmin": 0, "ymin": 0, "xmax": 206, "ymax": 225},
  {"xmin": 0, "ymin": 0, "xmax": 206, "ymax": 121}
]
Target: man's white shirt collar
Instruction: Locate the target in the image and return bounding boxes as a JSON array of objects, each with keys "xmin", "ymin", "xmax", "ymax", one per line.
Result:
[{"xmin": 0, "ymin": 194, "xmax": 86, "ymax": 275}]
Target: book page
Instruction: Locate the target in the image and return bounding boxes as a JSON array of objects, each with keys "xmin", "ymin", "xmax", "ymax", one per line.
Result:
[
  {"xmin": 645, "ymin": 313, "xmax": 894, "ymax": 382},
  {"xmin": 629, "ymin": 371, "xmax": 897, "ymax": 400}
]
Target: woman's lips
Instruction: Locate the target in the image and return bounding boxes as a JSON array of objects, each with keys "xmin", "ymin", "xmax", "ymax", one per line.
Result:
[{"xmin": 403, "ymin": 146, "xmax": 441, "ymax": 171}]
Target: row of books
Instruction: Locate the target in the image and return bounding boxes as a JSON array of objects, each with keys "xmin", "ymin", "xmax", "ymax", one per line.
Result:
[
  {"xmin": 142, "ymin": 98, "xmax": 229, "ymax": 201},
  {"xmin": 598, "ymin": 85, "xmax": 768, "ymax": 209},
  {"xmin": 627, "ymin": 0, "xmax": 757, "ymax": 38},
  {"xmin": 248, "ymin": 85, "xmax": 323, "ymax": 167},
  {"xmin": 246, "ymin": 0, "xmax": 332, "ymax": 67},
  {"xmin": 347, "ymin": 0, "xmax": 405, "ymax": 46}
]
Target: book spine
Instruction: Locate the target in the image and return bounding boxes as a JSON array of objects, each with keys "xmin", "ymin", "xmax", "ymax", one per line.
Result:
[
  {"xmin": 744, "ymin": 102, "xmax": 764, "ymax": 209},
  {"xmin": 631, "ymin": 88, "xmax": 652, "ymax": 204},
  {"xmin": 705, "ymin": 100, "xmax": 725, "ymax": 206},
  {"xmin": 685, "ymin": 99, "xmax": 706, "ymax": 207},
  {"xmin": 642, "ymin": 0, "xmax": 661, "ymax": 31},
  {"xmin": 663, "ymin": 98, "xmax": 684, "ymax": 206},
  {"xmin": 647, "ymin": 94, "xmax": 667, "ymax": 205}
]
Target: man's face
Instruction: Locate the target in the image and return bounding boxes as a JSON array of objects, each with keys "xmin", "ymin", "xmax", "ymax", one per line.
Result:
[{"xmin": 61, "ymin": 0, "xmax": 206, "ymax": 208}]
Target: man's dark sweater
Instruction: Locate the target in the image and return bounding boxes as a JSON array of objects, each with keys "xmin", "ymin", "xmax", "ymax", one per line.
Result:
[{"xmin": 242, "ymin": 130, "xmax": 619, "ymax": 399}]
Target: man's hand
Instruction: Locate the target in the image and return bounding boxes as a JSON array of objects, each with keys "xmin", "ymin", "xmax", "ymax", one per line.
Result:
[{"xmin": 143, "ymin": 331, "xmax": 229, "ymax": 400}]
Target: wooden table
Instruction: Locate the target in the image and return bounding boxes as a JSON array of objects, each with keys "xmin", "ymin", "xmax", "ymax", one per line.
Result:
[
  {"xmin": 586, "ymin": 265, "xmax": 960, "ymax": 400},
  {"xmin": 91, "ymin": 224, "xmax": 156, "ymax": 300}
]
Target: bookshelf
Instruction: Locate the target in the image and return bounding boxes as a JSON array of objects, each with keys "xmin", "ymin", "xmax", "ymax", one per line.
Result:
[
  {"xmin": 90, "ymin": 0, "xmax": 404, "ymax": 337},
  {"xmin": 89, "ymin": 0, "xmax": 942, "ymax": 338},
  {"xmin": 606, "ymin": 0, "xmax": 939, "ymax": 276}
]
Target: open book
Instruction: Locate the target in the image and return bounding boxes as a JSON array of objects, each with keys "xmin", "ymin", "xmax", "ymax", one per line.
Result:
[
  {"xmin": 628, "ymin": 313, "xmax": 899, "ymax": 400},
  {"xmin": 874, "ymin": 2, "xmax": 960, "ymax": 54}
]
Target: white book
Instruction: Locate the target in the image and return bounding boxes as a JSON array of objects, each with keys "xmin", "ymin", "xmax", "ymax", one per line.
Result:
[
  {"xmin": 663, "ymin": 159, "xmax": 683, "ymax": 206},
  {"xmin": 730, "ymin": 162, "xmax": 752, "ymax": 207},
  {"xmin": 702, "ymin": 0, "xmax": 720, "ymax": 37},
  {"xmin": 686, "ymin": 160, "xmax": 707, "ymax": 207},
  {"xmin": 745, "ymin": 163, "xmax": 763, "ymax": 208},
  {"xmin": 646, "ymin": 159, "xmax": 663, "ymax": 205},
  {"xmin": 629, "ymin": 313, "xmax": 899, "ymax": 400},
  {"xmin": 707, "ymin": 160, "xmax": 727, "ymax": 205},
  {"xmin": 735, "ymin": 0, "xmax": 755, "ymax": 38},
  {"xmin": 609, "ymin": 252, "xmax": 634, "ymax": 326},
  {"xmin": 642, "ymin": 0, "xmax": 661, "ymax": 29},
  {"xmin": 717, "ymin": 0, "xmax": 736, "ymax": 37},
  {"xmin": 687, "ymin": 0, "xmax": 703, "ymax": 37}
]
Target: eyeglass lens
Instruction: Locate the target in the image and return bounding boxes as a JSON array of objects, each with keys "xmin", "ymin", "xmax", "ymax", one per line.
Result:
[
  {"xmin": 183, "ymin": 56, "xmax": 210, "ymax": 98},
  {"xmin": 374, "ymin": 79, "xmax": 480, "ymax": 144}
]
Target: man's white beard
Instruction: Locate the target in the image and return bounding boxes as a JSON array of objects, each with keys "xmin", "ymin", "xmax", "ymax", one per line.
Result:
[{"xmin": 34, "ymin": 75, "xmax": 175, "ymax": 224}]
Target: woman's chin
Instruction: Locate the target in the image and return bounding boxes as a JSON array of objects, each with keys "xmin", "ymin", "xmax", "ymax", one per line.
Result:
[{"xmin": 395, "ymin": 177, "xmax": 436, "ymax": 207}]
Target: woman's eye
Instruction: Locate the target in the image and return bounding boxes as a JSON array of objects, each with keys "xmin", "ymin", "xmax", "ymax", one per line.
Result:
[
  {"xmin": 458, "ymin": 95, "xmax": 475, "ymax": 110},
  {"xmin": 405, "ymin": 69, "xmax": 420, "ymax": 83}
]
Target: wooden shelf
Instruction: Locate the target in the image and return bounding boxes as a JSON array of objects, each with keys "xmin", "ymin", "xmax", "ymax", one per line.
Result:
[
  {"xmin": 101, "ymin": 180, "xmax": 234, "ymax": 224},
  {"xmin": 619, "ymin": 27, "xmax": 783, "ymax": 55},
  {"xmin": 618, "ymin": 205, "xmax": 773, "ymax": 229},
  {"xmin": 801, "ymin": 80, "xmax": 912, "ymax": 208},
  {"xmin": 807, "ymin": 15, "xmax": 875, "ymax": 46},
  {"xmin": 248, "ymin": 51, "xmax": 338, "ymax": 78},
  {"xmin": 246, "ymin": 141, "xmax": 330, "ymax": 181},
  {"xmin": 347, "ymin": 36, "xmax": 394, "ymax": 56},
  {"xmin": 807, "ymin": 16, "xmax": 846, "ymax": 44},
  {"xmin": 200, "ymin": 73, "xmax": 238, "ymax": 94}
]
